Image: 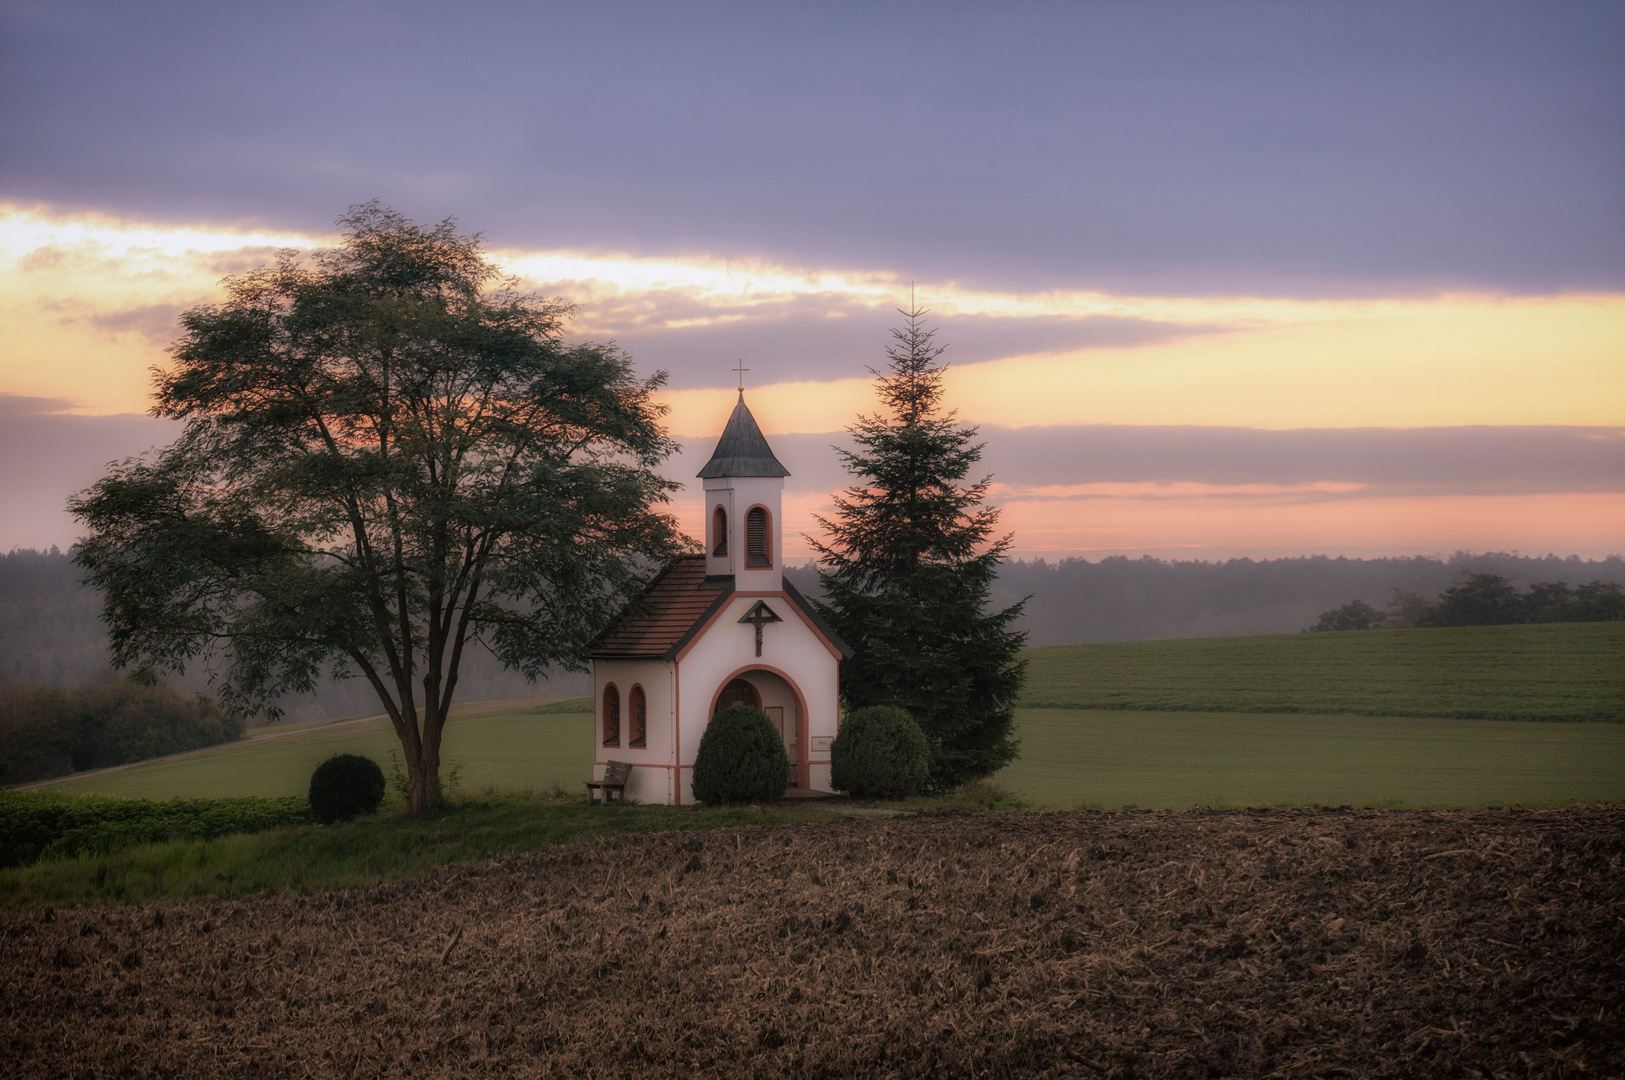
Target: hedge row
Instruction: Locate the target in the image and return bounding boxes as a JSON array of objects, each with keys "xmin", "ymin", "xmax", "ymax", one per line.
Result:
[{"xmin": 0, "ymin": 791, "xmax": 312, "ymax": 869}]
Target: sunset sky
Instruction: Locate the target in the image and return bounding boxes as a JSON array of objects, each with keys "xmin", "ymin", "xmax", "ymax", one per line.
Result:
[{"xmin": 2, "ymin": 1, "xmax": 1621, "ymax": 560}]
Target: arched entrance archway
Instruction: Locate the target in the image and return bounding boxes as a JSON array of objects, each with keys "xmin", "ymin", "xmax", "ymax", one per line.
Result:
[{"xmin": 708, "ymin": 668, "xmax": 806, "ymax": 788}]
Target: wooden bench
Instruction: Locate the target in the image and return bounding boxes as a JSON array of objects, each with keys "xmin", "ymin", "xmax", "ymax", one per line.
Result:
[{"xmin": 585, "ymin": 760, "xmax": 632, "ymax": 804}]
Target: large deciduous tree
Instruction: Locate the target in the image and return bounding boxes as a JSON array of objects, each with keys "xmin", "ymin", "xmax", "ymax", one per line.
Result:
[
  {"xmin": 811, "ymin": 305, "xmax": 1025, "ymax": 792},
  {"xmin": 71, "ymin": 204, "xmax": 687, "ymax": 813}
]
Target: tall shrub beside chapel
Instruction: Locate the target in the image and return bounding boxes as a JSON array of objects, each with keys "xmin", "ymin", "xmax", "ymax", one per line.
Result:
[{"xmin": 812, "ymin": 305, "xmax": 1026, "ymax": 792}]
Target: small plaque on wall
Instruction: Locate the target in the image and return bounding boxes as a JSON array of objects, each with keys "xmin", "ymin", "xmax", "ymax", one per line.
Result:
[{"xmin": 810, "ymin": 736, "xmax": 833, "ymax": 753}]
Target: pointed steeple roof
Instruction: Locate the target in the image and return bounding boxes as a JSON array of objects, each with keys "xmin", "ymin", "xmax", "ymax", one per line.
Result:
[{"xmin": 696, "ymin": 393, "xmax": 790, "ymax": 478}]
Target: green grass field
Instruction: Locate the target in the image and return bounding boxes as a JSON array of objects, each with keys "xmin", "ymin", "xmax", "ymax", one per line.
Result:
[
  {"xmin": 6, "ymin": 622, "xmax": 1623, "ymax": 908},
  {"xmin": 5, "ymin": 703, "xmax": 1619, "ymax": 908},
  {"xmin": 19, "ymin": 622, "xmax": 1624, "ymax": 811},
  {"xmin": 1006, "ymin": 709, "xmax": 1625, "ymax": 809},
  {"xmin": 28, "ymin": 703, "xmax": 1625, "ymax": 811},
  {"xmin": 37, "ymin": 698, "xmax": 596, "ymax": 800},
  {"xmin": 1020, "ymin": 621, "xmax": 1625, "ymax": 721}
]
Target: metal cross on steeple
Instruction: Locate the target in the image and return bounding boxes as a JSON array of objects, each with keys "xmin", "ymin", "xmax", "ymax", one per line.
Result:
[
  {"xmin": 732, "ymin": 360, "xmax": 750, "ymax": 392},
  {"xmin": 737, "ymin": 600, "xmax": 783, "ymax": 657}
]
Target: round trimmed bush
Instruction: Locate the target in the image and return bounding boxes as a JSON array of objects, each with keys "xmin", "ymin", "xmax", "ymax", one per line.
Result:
[
  {"xmin": 830, "ymin": 705, "xmax": 930, "ymax": 800},
  {"xmin": 308, "ymin": 753, "xmax": 386, "ymax": 825},
  {"xmin": 691, "ymin": 702, "xmax": 789, "ymax": 806}
]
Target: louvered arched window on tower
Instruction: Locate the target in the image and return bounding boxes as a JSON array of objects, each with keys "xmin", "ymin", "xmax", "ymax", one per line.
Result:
[{"xmin": 746, "ymin": 506, "xmax": 771, "ymax": 567}]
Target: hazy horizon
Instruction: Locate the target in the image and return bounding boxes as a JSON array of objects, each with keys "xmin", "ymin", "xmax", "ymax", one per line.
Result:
[{"xmin": 2, "ymin": 1, "xmax": 1620, "ymax": 559}]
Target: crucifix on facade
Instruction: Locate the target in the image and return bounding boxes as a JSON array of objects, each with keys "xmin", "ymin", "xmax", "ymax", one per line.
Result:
[{"xmin": 738, "ymin": 600, "xmax": 783, "ymax": 657}]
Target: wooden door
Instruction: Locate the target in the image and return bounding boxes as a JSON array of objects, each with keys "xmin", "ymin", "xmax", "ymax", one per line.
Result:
[{"xmin": 766, "ymin": 705, "xmax": 797, "ymax": 785}]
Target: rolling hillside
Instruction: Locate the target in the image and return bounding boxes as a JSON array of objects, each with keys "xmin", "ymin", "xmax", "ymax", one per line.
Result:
[
  {"xmin": 1019, "ymin": 621, "xmax": 1624, "ymax": 721},
  {"xmin": 16, "ymin": 622, "xmax": 1624, "ymax": 808}
]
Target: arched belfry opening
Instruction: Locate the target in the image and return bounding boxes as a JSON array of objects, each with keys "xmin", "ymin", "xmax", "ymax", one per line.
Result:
[{"xmin": 711, "ymin": 506, "xmax": 728, "ymax": 556}]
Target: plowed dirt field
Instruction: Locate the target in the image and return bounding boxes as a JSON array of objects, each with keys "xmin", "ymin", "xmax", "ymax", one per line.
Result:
[{"xmin": 3, "ymin": 807, "xmax": 1621, "ymax": 1079}]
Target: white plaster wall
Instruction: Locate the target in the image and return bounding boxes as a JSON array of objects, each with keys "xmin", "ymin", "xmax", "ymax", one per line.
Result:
[
  {"xmin": 674, "ymin": 590, "xmax": 841, "ymax": 801},
  {"xmin": 592, "ymin": 658, "xmax": 676, "ymax": 804},
  {"xmin": 809, "ymin": 762, "xmax": 832, "ymax": 793}
]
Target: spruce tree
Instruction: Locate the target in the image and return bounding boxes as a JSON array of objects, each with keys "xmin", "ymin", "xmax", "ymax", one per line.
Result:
[{"xmin": 811, "ymin": 305, "xmax": 1026, "ymax": 791}]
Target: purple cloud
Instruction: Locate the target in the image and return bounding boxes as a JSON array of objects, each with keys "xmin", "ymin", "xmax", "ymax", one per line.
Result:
[{"xmin": 2, "ymin": 1, "xmax": 1619, "ymax": 295}]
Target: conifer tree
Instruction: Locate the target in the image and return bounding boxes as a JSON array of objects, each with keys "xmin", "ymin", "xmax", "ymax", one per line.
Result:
[{"xmin": 811, "ymin": 305, "xmax": 1025, "ymax": 791}]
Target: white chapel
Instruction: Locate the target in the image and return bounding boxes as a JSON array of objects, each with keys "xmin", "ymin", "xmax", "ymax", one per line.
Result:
[{"xmin": 588, "ymin": 391, "xmax": 852, "ymax": 804}]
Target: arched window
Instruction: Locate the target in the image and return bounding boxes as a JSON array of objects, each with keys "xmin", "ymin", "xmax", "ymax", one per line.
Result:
[
  {"xmin": 629, "ymin": 685, "xmax": 647, "ymax": 747},
  {"xmin": 711, "ymin": 505, "xmax": 728, "ymax": 557},
  {"xmin": 745, "ymin": 506, "xmax": 771, "ymax": 567},
  {"xmin": 601, "ymin": 684, "xmax": 620, "ymax": 747}
]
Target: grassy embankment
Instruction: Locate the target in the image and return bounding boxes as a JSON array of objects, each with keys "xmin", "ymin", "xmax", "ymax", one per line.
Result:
[
  {"xmin": 0, "ymin": 793, "xmax": 856, "ymax": 909},
  {"xmin": 0, "ymin": 780, "xmax": 1024, "ymax": 909}
]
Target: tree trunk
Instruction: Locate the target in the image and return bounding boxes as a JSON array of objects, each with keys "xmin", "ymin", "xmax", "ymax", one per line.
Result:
[{"xmin": 408, "ymin": 743, "xmax": 440, "ymax": 815}]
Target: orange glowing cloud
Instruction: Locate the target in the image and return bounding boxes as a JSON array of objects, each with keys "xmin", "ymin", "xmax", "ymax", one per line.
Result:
[
  {"xmin": 3, "ymin": 204, "xmax": 1621, "ymax": 558},
  {"xmin": 6, "ymin": 204, "xmax": 1623, "ymax": 431},
  {"xmin": 662, "ymin": 486, "xmax": 1625, "ymax": 564},
  {"xmin": 994, "ymin": 491, "xmax": 1625, "ymax": 560},
  {"xmin": 658, "ymin": 295, "xmax": 1625, "ymax": 435}
]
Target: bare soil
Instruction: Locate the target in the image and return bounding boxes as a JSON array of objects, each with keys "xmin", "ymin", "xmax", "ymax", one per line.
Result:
[{"xmin": 3, "ymin": 807, "xmax": 1621, "ymax": 1079}]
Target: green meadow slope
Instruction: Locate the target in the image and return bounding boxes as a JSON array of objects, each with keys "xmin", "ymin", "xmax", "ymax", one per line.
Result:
[
  {"xmin": 1008, "ymin": 709, "xmax": 1625, "ymax": 809},
  {"xmin": 27, "ymin": 704, "xmax": 1625, "ymax": 810},
  {"xmin": 30, "ymin": 698, "xmax": 595, "ymax": 801},
  {"xmin": 16, "ymin": 622, "xmax": 1624, "ymax": 810},
  {"xmin": 1019, "ymin": 622, "xmax": 1624, "ymax": 721}
]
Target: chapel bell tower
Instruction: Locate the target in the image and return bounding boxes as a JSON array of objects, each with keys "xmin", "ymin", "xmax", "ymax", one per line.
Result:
[{"xmin": 697, "ymin": 391, "xmax": 789, "ymax": 592}]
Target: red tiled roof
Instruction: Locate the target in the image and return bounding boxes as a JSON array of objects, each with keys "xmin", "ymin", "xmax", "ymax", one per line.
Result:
[{"xmin": 591, "ymin": 556, "xmax": 733, "ymax": 659}]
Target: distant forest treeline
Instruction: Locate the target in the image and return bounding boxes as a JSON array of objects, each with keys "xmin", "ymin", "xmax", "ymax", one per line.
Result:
[
  {"xmin": 793, "ymin": 550, "xmax": 1625, "ymax": 648},
  {"xmin": 988, "ymin": 552, "xmax": 1625, "ymax": 646},
  {"xmin": 0, "ymin": 679, "xmax": 245, "ymax": 785},
  {"xmin": 1311, "ymin": 573, "xmax": 1624, "ymax": 631},
  {"xmin": 5, "ymin": 547, "xmax": 1623, "ymax": 714},
  {"xmin": 0, "ymin": 547, "xmax": 592, "ymax": 723}
]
